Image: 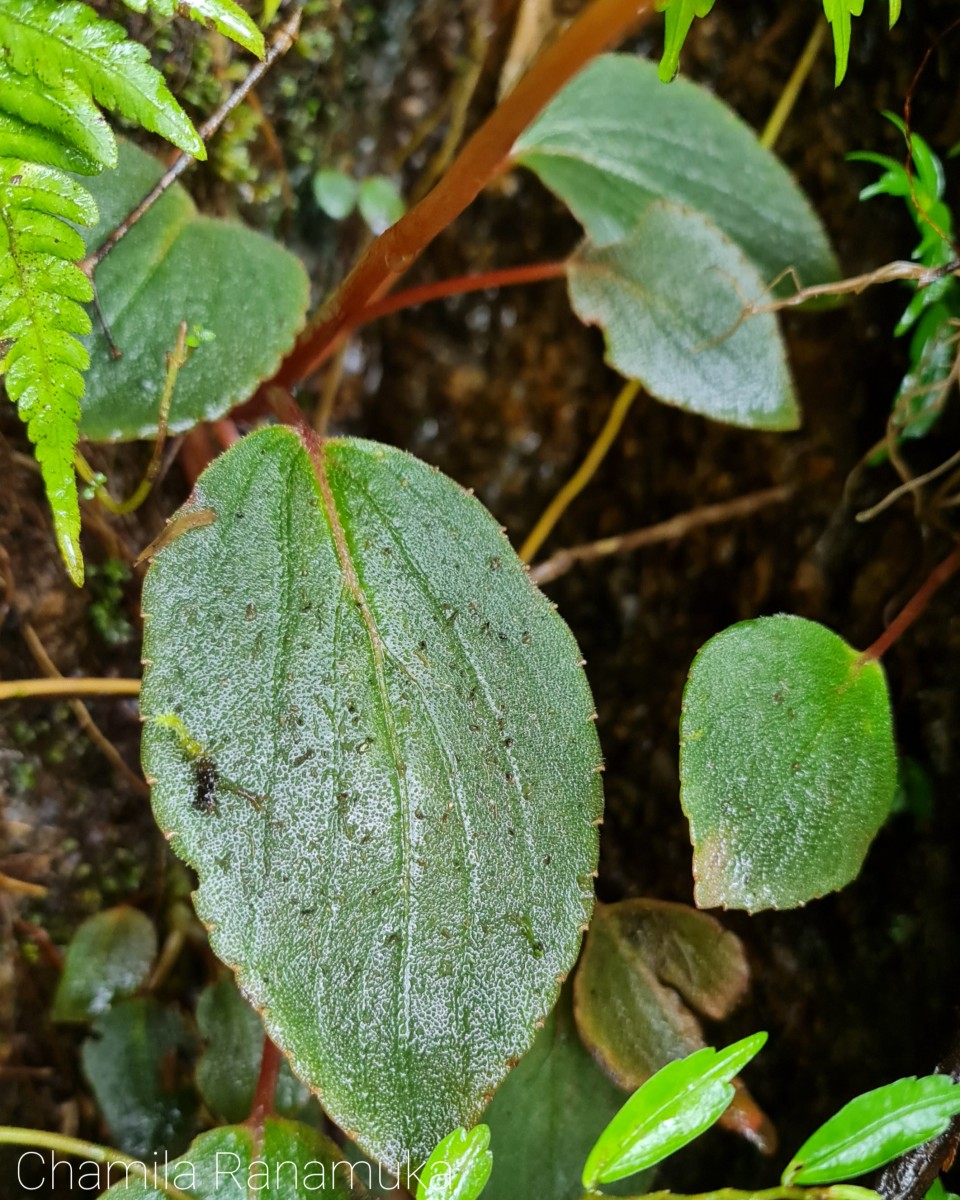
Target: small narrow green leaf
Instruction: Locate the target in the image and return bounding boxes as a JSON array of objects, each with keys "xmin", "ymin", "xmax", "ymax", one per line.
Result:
[
  {"xmin": 0, "ymin": 0, "xmax": 204, "ymax": 158},
  {"xmin": 582, "ymin": 1033, "xmax": 767, "ymax": 1187},
  {"xmin": 140, "ymin": 429, "xmax": 603, "ymax": 1169},
  {"xmin": 182, "ymin": 0, "xmax": 265, "ymax": 57},
  {"xmin": 657, "ymin": 1, "xmax": 716, "ymax": 82},
  {"xmin": 82, "ymin": 998, "xmax": 196, "ymax": 1158},
  {"xmin": 313, "ymin": 168, "xmax": 359, "ymax": 220},
  {"xmin": 78, "ymin": 141, "xmax": 309, "ymax": 441},
  {"xmin": 100, "ymin": 1117, "xmax": 366, "ymax": 1198},
  {"xmin": 784, "ymin": 1076, "xmax": 960, "ymax": 1185},
  {"xmin": 52, "ymin": 907, "xmax": 157, "ymax": 1023},
  {"xmin": 515, "ymin": 54, "xmax": 838, "ymax": 288},
  {"xmin": 417, "ymin": 1126, "xmax": 493, "ymax": 1200},
  {"xmin": 357, "ymin": 175, "xmax": 405, "ymax": 235},
  {"xmin": 680, "ymin": 616, "xmax": 897, "ymax": 912},
  {"xmin": 567, "ymin": 203, "xmax": 798, "ymax": 431},
  {"xmin": 889, "ymin": 0, "xmax": 901, "ymax": 24},
  {"xmin": 822, "ymin": 0, "xmax": 865, "ymax": 86},
  {"xmin": 196, "ymin": 977, "xmax": 313, "ymax": 1123}
]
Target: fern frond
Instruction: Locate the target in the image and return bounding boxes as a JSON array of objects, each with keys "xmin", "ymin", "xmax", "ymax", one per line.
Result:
[
  {"xmin": 121, "ymin": 0, "xmax": 265, "ymax": 58},
  {"xmin": 0, "ymin": 160, "xmax": 97, "ymax": 585},
  {"xmin": 0, "ymin": 61, "xmax": 115, "ymax": 173},
  {"xmin": 0, "ymin": 0, "xmax": 205, "ymax": 158}
]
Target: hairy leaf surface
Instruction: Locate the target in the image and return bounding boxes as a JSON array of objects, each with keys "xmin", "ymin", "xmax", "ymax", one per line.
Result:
[
  {"xmin": 140, "ymin": 429, "xmax": 603, "ymax": 1169},
  {"xmin": 79, "ymin": 142, "xmax": 308, "ymax": 441},
  {"xmin": 680, "ymin": 616, "xmax": 896, "ymax": 912},
  {"xmin": 515, "ymin": 54, "xmax": 838, "ymax": 289},
  {"xmin": 567, "ymin": 203, "xmax": 798, "ymax": 431}
]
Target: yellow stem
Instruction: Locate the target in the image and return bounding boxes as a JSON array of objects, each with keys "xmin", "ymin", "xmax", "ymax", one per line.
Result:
[
  {"xmin": 0, "ymin": 677, "xmax": 141, "ymax": 702},
  {"xmin": 760, "ymin": 20, "xmax": 827, "ymax": 150},
  {"xmin": 518, "ymin": 379, "xmax": 641, "ymax": 563}
]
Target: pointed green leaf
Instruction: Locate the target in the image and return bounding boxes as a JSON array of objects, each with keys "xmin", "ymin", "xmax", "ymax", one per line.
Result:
[
  {"xmin": 417, "ymin": 1126, "xmax": 493, "ymax": 1200},
  {"xmin": 82, "ymin": 998, "xmax": 196, "ymax": 1159},
  {"xmin": 657, "ymin": 1, "xmax": 716, "ymax": 83},
  {"xmin": 567, "ymin": 203, "xmax": 798, "ymax": 431},
  {"xmin": 0, "ymin": 0, "xmax": 204, "ymax": 158},
  {"xmin": 784, "ymin": 1076, "xmax": 960, "ymax": 1185},
  {"xmin": 483, "ymin": 987, "xmax": 642, "ymax": 1200},
  {"xmin": 52, "ymin": 906, "xmax": 157, "ymax": 1023},
  {"xmin": 100, "ymin": 1117, "xmax": 366, "ymax": 1197},
  {"xmin": 582, "ymin": 1033, "xmax": 767, "ymax": 1187},
  {"xmin": 140, "ymin": 428, "xmax": 603, "ymax": 1170},
  {"xmin": 515, "ymin": 54, "xmax": 838, "ymax": 288},
  {"xmin": 78, "ymin": 141, "xmax": 309, "ymax": 441},
  {"xmin": 196, "ymin": 977, "xmax": 314, "ymax": 1123},
  {"xmin": 889, "ymin": 0, "xmax": 901, "ymax": 24},
  {"xmin": 680, "ymin": 616, "xmax": 897, "ymax": 912},
  {"xmin": 822, "ymin": 0, "xmax": 865, "ymax": 86},
  {"xmin": 180, "ymin": 0, "xmax": 265, "ymax": 57}
]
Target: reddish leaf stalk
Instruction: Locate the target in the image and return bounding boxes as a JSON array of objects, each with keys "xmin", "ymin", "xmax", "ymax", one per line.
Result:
[
  {"xmin": 860, "ymin": 542, "xmax": 960, "ymax": 663},
  {"xmin": 248, "ymin": 1035, "xmax": 283, "ymax": 1129},
  {"xmin": 270, "ymin": 0, "xmax": 655, "ymax": 390},
  {"xmin": 344, "ymin": 260, "xmax": 568, "ymax": 331}
]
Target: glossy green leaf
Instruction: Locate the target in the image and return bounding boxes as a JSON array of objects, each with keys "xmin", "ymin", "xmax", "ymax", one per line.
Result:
[
  {"xmin": 78, "ymin": 141, "xmax": 309, "ymax": 441},
  {"xmin": 52, "ymin": 906, "xmax": 157, "ymax": 1023},
  {"xmin": 313, "ymin": 169, "xmax": 359, "ymax": 220},
  {"xmin": 823, "ymin": 0, "xmax": 865, "ymax": 86},
  {"xmin": 567, "ymin": 203, "xmax": 798, "ymax": 431},
  {"xmin": 0, "ymin": 62, "xmax": 115, "ymax": 172},
  {"xmin": 784, "ymin": 1076, "xmax": 960, "ymax": 1185},
  {"xmin": 82, "ymin": 998, "xmax": 196, "ymax": 1159},
  {"xmin": 196, "ymin": 977, "xmax": 313, "ymax": 1123},
  {"xmin": 582, "ymin": 1033, "xmax": 767, "ymax": 1187},
  {"xmin": 100, "ymin": 1117, "xmax": 366, "ymax": 1197},
  {"xmin": 483, "ymin": 987, "xmax": 642, "ymax": 1200},
  {"xmin": 0, "ymin": 0, "xmax": 204, "ymax": 158},
  {"xmin": 119, "ymin": 0, "xmax": 265, "ymax": 53},
  {"xmin": 657, "ymin": 1, "xmax": 716, "ymax": 83},
  {"xmin": 357, "ymin": 176, "xmax": 405, "ymax": 235},
  {"xmin": 417, "ymin": 1126, "xmax": 492, "ymax": 1200},
  {"xmin": 515, "ymin": 54, "xmax": 838, "ymax": 288},
  {"xmin": 573, "ymin": 900, "xmax": 774, "ymax": 1152},
  {"xmin": 680, "ymin": 616, "xmax": 897, "ymax": 912},
  {"xmin": 140, "ymin": 428, "xmax": 603, "ymax": 1169}
]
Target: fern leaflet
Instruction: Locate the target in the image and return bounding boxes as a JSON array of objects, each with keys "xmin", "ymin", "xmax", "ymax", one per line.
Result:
[
  {"xmin": 0, "ymin": 161, "xmax": 97, "ymax": 585},
  {"xmin": 120, "ymin": 0, "xmax": 265, "ymax": 58}
]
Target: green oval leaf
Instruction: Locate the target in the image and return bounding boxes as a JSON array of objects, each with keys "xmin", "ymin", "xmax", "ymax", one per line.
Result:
[
  {"xmin": 515, "ymin": 54, "xmax": 838, "ymax": 288},
  {"xmin": 483, "ymin": 987, "xmax": 642, "ymax": 1200},
  {"xmin": 78, "ymin": 141, "xmax": 309, "ymax": 442},
  {"xmin": 417, "ymin": 1126, "xmax": 492, "ymax": 1200},
  {"xmin": 52, "ymin": 906, "xmax": 157, "ymax": 1023},
  {"xmin": 783, "ymin": 1076, "xmax": 960, "ymax": 1185},
  {"xmin": 313, "ymin": 169, "xmax": 359, "ymax": 220},
  {"xmin": 140, "ymin": 428, "xmax": 603, "ymax": 1170},
  {"xmin": 196, "ymin": 978, "xmax": 314, "ymax": 1123},
  {"xmin": 567, "ymin": 203, "xmax": 798, "ymax": 430},
  {"xmin": 357, "ymin": 176, "xmax": 405, "ymax": 235},
  {"xmin": 100, "ymin": 1117, "xmax": 366, "ymax": 1197},
  {"xmin": 582, "ymin": 1033, "xmax": 767, "ymax": 1188},
  {"xmin": 82, "ymin": 998, "xmax": 196, "ymax": 1159},
  {"xmin": 680, "ymin": 615, "xmax": 897, "ymax": 912}
]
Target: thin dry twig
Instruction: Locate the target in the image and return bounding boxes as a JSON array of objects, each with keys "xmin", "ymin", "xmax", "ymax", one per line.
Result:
[{"xmin": 528, "ymin": 486, "xmax": 792, "ymax": 585}]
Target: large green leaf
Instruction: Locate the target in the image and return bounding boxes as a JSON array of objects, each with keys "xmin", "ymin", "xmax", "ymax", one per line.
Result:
[
  {"xmin": 78, "ymin": 141, "xmax": 309, "ymax": 442},
  {"xmin": 482, "ymin": 988, "xmax": 640, "ymax": 1200},
  {"xmin": 567, "ymin": 203, "xmax": 798, "ymax": 431},
  {"xmin": 52, "ymin": 906, "xmax": 157, "ymax": 1023},
  {"xmin": 514, "ymin": 54, "xmax": 838, "ymax": 288},
  {"xmin": 100, "ymin": 1117, "xmax": 365, "ymax": 1197},
  {"xmin": 140, "ymin": 428, "xmax": 603, "ymax": 1170},
  {"xmin": 784, "ymin": 1076, "xmax": 960, "ymax": 1185},
  {"xmin": 680, "ymin": 616, "xmax": 897, "ymax": 912}
]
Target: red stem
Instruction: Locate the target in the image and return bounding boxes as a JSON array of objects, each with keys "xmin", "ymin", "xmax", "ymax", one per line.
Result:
[
  {"xmin": 860, "ymin": 542, "xmax": 960, "ymax": 662},
  {"xmin": 268, "ymin": 0, "xmax": 655, "ymax": 390},
  {"xmin": 248, "ymin": 1035, "xmax": 283, "ymax": 1129},
  {"xmin": 346, "ymin": 260, "xmax": 567, "ymax": 330}
]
